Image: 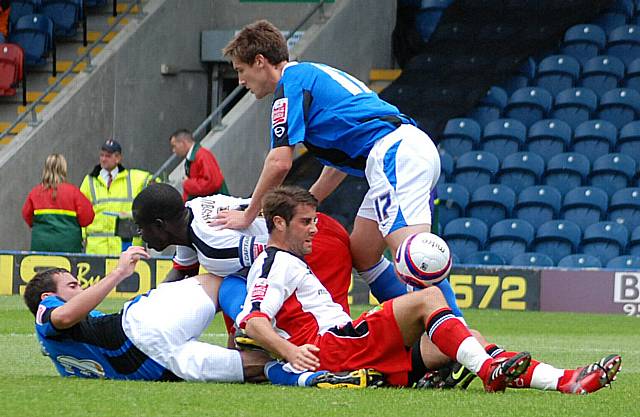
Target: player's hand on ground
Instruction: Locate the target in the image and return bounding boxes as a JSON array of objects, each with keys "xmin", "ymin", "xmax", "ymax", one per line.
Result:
[
  {"xmin": 286, "ymin": 344, "xmax": 320, "ymax": 371},
  {"xmin": 116, "ymin": 246, "xmax": 150, "ymax": 277},
  {"xmin": 209, "ymin": 209, "xmax": 251, "ymax": 230}
]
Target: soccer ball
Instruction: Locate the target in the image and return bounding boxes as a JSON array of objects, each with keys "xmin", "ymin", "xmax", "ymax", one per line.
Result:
[{"xmin": 394, "ymin": 232, "xmax": 452, "ymax": 288}]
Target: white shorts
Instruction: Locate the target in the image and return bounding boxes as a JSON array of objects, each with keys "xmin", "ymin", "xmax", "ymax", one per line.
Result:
[
  {"xmin": 121, "ymin": 277, "xmax": 244, "ymax": 382},
  {"xmin": 357, "ymin": 124, "xmax": 440, "ymax": 237}
]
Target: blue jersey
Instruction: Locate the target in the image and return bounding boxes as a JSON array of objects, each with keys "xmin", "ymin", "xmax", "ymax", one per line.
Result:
[
  {"xmin": 34, "ymin": 295, "xmax": 179, "ymax": 381},
  {"xmin": 270, "ymin": 62, "xmax": 415, "ymax": 177}
]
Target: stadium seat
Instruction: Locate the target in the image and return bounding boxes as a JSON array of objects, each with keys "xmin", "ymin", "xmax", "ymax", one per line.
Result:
[
  {"xmin": 630, "ymin": 225, "xmax": 640, "ymax": 256},
  {"xmin": 561, "ymin": 186, "xmax": 609, "ymax": 232},
  {"xmin": 463, "ymin": 251, "xmax": 506, "ymax": 266},
  {"xmin": 617, "ymin": 120, "xmax": 640, "ymax": 162},
  {"xmin": 526, "ymin": 118, "xmax": 572, "ymax": 162},
  {"xmin": 514, "ymin": 185, "xmax": 562, "ymax": 229},
  {"xmin": 415, "ymin": 0, "xmax": 452, "ymax": 41},
  {"xmin": 487, "ymin": 218, "xmax": 535, "ymax": 263},
  {"xmin": 534, "ymin": 55, "xmax": 581, "ymax": 96},
  {"xmin": 557, "ymin": 253, "xmax": 603, "ymax": 268},
  {"xmin": 439, "ymin": 150, "xmax": 454, "ymax": 184},
  {"xmin": 571, "ymin": 119, "xmax": 617, "ymax": 163},
  {"xmin": 510, "ymin": 252, "xmax": 555, "ymax": 267},
  {"xmin": 496, "ymin": 151, "xmax": 544, "ymax": 194},
  {"xmin": 596, "ymin": 88, "xmax": 640, "ymax": 129},
  {"xmin": 560, "ymin": 24, "xmax": 607, "ymax": 65},
  {"xmin": 606, "ymin": 24, "xmax": 640, "ymax": 66},
  {"xmin": 609, "ymin": 187, "xmax": 640, "ymax": 232},
  {"xmin": 624, "ymin": 57, "xmax": 640, "ymax": 92},
  {"xmin": 0, "ymin": 44, "xmax": 27, "ymax": 106},
  {"xmin": 582, "ymin": 221, "xmax": 629, "ymax": 265},
  {"xmin": 589, "ymin": 153, "xmax": 636, "ymax": 198},
  {"xmin": 594, "ymin": 0, "xmax": 635, "ymax": 34},
  {"xmin": 439, "ymin": 117, "xmax": 481, "ymax": 158},
  {"xmin": 480, "ymin": 118, "xmax": 527, "ymax": 162},
  {"xmin": 468, "ymin": 86, "xmax": 508, "ymax": 128},
  {"xmin": 607, "ymin": 255, "xmax": 640, "ymax": 269},
  {"xmin": 467, "ymin": 184, "xmax": 516, "ymax": 229},
  {"xmin": 550, "ymin": 87, "xmax": 598, "ymax": 130},
  {"xmin": 9, "ymin": 1, "xmax": 42, "ymax": 28},
  {"xmin": 504, "ymin": 86, "xmax": 553, "ymax": 128},
  {"xmin": 543, "ymin": 152, "xmax": 590, "ymax": 196},
  {"xmin": 9, "ymin": 14, "xmax": 55, "ymax": 73},
  {"xmin": 40, "ymin": 0, "xmax": 84, "ymax": 38},
  {"xmin": 532, "ymin": 220, "xmax": 582, "ymax": 265},
  {"xmin": 436, "ymin": 183, "xmax": 469, "ymax": 230},
  {"xmin": 452, "ymin": 151, "xmax": 500, "ymax": 191},
  {"xmin": 503, "ymin": 57, "xmax": 536, "ymax": 96},
  {"xmin": 443, "ymin": 217, "xmax": 488, "ymax": 261},
  {"xmin": 579, "ymin": 55, "xmax": 625, "ymax": 98}
]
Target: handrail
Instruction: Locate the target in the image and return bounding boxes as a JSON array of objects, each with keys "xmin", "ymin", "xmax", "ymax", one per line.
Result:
[
  {"xmin": 0, "ymin": 0, "xmax": 144, "ymax": 140},
  {"xmin": 151, "ymin": 0, "xmax": 327, "ymax": 181}
]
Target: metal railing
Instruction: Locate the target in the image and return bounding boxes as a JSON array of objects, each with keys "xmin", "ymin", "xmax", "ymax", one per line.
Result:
[
  {"xmin": 0, "ymin": 0, "xmax": 145, "ymax": 139},
  {"xmin": 151, "ymin": 0, "xmax": 327, "ymax": 181}
]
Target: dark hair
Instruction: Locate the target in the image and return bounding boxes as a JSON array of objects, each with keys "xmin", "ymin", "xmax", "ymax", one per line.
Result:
[
  {"xmin": 222, "ymin": 19, "xmax": 289, "ymax": 65},
  {"xmin": 24, "ymin": 268, "xmax": 69, "ymax": 315},
  {"xmin": 132, "ymin": 183, "xmax": 185, "ymax": 225},
  {"xmin": 169, "ymin": 128, "xmax": 193, "ymax": 142},
  {"xmin": 262, "ymin": 186, "xmax": 318, "ymax": 233}
]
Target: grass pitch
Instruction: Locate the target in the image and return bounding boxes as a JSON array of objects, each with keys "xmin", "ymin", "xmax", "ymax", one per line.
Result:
[{"xmin": 0, "ymin": 295, "xmax": 637, "ymax": 417}]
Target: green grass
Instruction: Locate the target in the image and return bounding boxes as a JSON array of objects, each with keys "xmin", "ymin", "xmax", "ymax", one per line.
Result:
[{"xmin": 0, "ymin": 295, "xmax": 638, "ymax": 417}]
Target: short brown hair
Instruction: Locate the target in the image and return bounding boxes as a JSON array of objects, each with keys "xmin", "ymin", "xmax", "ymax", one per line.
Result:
[
  {"xmin": 262, "ymin": 186, "xmax": 318, "ymax": 233},
  {"xmin": 23, "ymin": 268, "xmax": 69, "ymax": 315},
  {"xmin": 222, "ymin": 20, "xmax": 289, "ymax": 65}
]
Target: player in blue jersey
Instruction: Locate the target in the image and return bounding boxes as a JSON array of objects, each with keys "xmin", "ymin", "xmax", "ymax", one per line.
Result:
[
  {"xmin": 218, "ymin": 20, "xmax": 462, "ymax": 317},
  {"xmin": 23, "ymin": 246, "xmax": 269, "ymax": 382}
]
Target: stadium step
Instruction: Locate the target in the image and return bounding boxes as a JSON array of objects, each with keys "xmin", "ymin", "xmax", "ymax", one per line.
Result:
[{"xmin": 369, "ymin": 69, "xmax": 401, "ymax": 93}]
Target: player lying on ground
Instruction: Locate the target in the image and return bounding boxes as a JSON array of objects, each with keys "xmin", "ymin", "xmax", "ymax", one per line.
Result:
[{"xmin": 236, "ymin": 186, "xmax": 622, "ymax": 392}]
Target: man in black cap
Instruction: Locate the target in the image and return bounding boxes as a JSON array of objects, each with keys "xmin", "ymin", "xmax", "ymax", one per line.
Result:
[{"xmin": 80, "ymin": 139, "xmax": 156, "ymax": 255}]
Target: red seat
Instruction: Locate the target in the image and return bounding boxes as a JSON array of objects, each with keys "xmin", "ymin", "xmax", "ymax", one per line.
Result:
[{"xmin": 0, "ymin": 43, "xmax": 25, "ymax": 102}]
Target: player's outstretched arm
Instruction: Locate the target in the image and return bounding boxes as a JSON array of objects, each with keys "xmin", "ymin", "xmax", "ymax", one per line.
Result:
[
  {"xmin": 50, "ymin": 246, "xmax": 150, "ymax": 329},
  {"xmin": 308, "ymin": 166, "xmax": 347, "ymax": 204}
]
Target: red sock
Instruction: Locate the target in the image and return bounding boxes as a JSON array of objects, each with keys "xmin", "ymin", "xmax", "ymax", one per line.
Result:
[{"xmin": 557, "ymin": 370, "xmax": 576, "ymax": 387}]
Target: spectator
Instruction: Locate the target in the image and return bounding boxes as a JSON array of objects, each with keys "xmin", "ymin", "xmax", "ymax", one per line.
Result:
[
  {"xmin": 80, "ymin": 139, "xmax": 154, "ymax": 255},
  {"xmin": 169, "ymin": 129, "xmax": 226, "ymax": 201},
  {"xmin": 22, "ymin": 154, "xmax": 94, "ymax": 253},
  {"xmin": 0, "ymin": 1, "xmax": 9, "ymax": 43}
]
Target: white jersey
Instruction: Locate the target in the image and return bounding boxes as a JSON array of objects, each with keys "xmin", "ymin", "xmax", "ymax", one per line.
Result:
[
  {"xmin": 237, "ymin": 247, "xmax": 351, "ymax": 347},
  {"xmin": 173, "ymin": 195, "xmax": 268, "ymax": 277}
]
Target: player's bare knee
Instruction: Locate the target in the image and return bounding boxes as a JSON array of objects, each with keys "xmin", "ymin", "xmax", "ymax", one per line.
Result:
[{"xmin": 420, "ymin": 286, "xmax": 448, "ymax": 315}]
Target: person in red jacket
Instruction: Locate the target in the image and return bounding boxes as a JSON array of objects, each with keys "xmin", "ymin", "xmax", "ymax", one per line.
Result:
[
  {"xmin": 22, "ymin": 154, "xmax": 95, "ymax": 253},
  {"xmin": 170, "ymin": 129, "xmax": 225, "ymax": 201}
]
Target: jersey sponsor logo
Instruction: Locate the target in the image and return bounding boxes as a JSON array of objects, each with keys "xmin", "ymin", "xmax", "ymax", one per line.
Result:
[
  {"xmin": 36, "ymin": 304, "xmax": 46, "ymax": 325},
  {"xmin": 272, "ymin": 98, "xmax": 288, "ymax": 126},
  {"xmin": 57, "ymin": 355, "xmax": 106, "ymax": 378},
  {"xmin": 273, "ymin": 126, "xmax": 286, "ymax": 138},
  {"xmin": 250, "ymin": 277, "xmax": 269, "ymax": 303}
]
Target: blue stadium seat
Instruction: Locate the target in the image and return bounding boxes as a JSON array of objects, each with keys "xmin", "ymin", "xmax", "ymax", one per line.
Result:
[
  {"xmin": 487, "ymin": 218, "xmax": 535, "ymax": 263},
  {"xmin": 594, "ymin": 0, "xmax": 635, "ymax": 34},
  {"xmin": 439, "ymin": 117, "xmax": 481, "ymax": 158},
  {"xmin": 436, "ymin": 183, "xmax": 469, "ymax": 230},
  {"xmin": 503, "ymin": 57, "xmax": 536, "ymax": 96},
  {"xmin": 609, "ymin": 187, "xmax": 640, "ymax": 231},
  {"xmin": 463, "ymin": 251, "xmax": 506, "ymax": 266},
  {"xmin": 534, "ymin": 55, "xmax": 581, "ymax": 96},
  {"xmin": 9, "ymin": 1, "xmax": 42, "ymax": 28},
  {"xmin": 582, "ymin": 221, "xmax": 629, "ymax": 265},
  {"xmin": 607, "ymin": 255, "xmax": 640, "ymax": 269},
  {"xmin": 514, "ymin": 185, "xmax": 562, "ymax": 229},
  {"xmin": 630, "ymin": 225, "xmax": 640, "ymax": 256},
  {"xmin": 452, "ymin": 151, "xmax": 500, "ymax": 191},
  {"xmin": 496, "ymin": 151, "xmax": 544, "ymax": 195},
  {"xmin": 617, "ymin": 120, "xmax": 640, "ymax": 162},
  {"xmin": 468, "ymin": 86, "xmax": 508, "ymax": 128},
  {"xmin": 526, "ymin": 118, "xmax": 572, "ymax": 162},
  {"xmin": 579, "ymin": 55, "xmax": 625, "ymax": 98},
  {"xmin": 481, "ymin": 118, "xmax": 527, "ymax": 162},
  {"xmin": 560, "ymin": 24, "xmax": 607, "ymax": 65},
  {"xmin": 589, "ymin": 153, "xmax": 636, "ymax": 198},
  {"xmin": 606, "ymin": 24, "xmax": 640, "ymax": 66},
  {"xmin": 467, "ymin": 184, "xmax": 516, "ymax": 229},
  {"xmin": 550, "ymin": 88, "xmax": 598, "ymax": 130},
  {"xmin": 415, "ymin": 0, "xmax": 452, "ymax": 41},
  {"xmin": 624, "ymin": 57, "xmax": 640, "ymax": 92},
  {"xmin": 504, "ymin": 87, "xmax": 553, "ymax": 128},
  {"xmin": 40, "ymin": 0, "xmax": 84, "ymax": 38},
  {"xmin": 443, "ymin": 217, "xmax": 488, "ymax": 261},
  {"xmin": 596, "ymin": 88, "xmax": 640, "ymax": 128},
  {"xmin": 571, "ymin": 119, "xmax": 617, "ymax": 163},
  {"xmin": 439, "ymin": 150, "xmax": 454, "ymax": 184},
  {"xmin": 9, "ymin": 14, "xmax": 55, "ymax": 69},
  {"xmin": 561, "ymin": 186, "xmax": 609, "ymax": 232},
  {"xmin": 510, "ymin": 252, "xmax": 555, "ymax": 267},
  {"xmin": 557, "ymin": 253, "xmax": 603, "ymax": 268},
  {"xmin": 543, "ymin": 152, "xmax": 590, "ymax": 195},
  {"xmin": 533, "ymin": 220, "xmax": 582, "ymax": 265}
]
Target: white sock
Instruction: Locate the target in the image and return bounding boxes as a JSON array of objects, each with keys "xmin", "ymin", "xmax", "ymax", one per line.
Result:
[
  {"xmin": 456, "ymin": 337, "xmax": 492, "ymax": 374},
  {"xmin": 530, "ymin": 363, "xmax": 564, "ymax": 391},
  {"xmin": 356, "ymin": 257, "xmax": 390, "ymax": 284}
]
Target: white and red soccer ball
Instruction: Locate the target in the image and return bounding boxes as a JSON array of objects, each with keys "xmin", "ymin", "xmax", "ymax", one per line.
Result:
[{"xmin": 394, "ymin": 232, "xmax": 452, "ymax": 288}]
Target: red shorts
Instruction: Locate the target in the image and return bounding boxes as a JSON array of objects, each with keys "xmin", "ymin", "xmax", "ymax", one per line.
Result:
[{"xmin": 317, "ymin": 299, "xmax": 411, "ymax": 386}]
